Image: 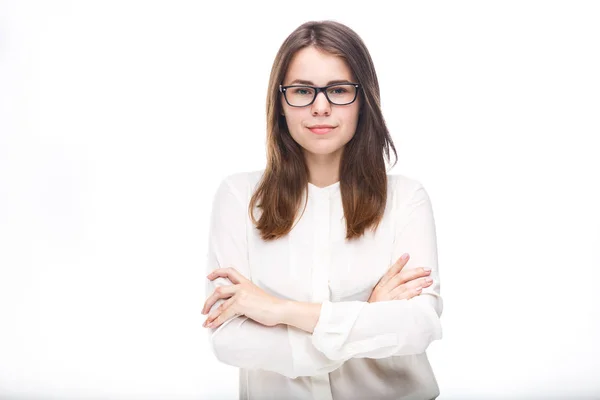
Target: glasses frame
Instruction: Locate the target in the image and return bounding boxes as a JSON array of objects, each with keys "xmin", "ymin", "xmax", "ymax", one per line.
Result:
[{"xmin": 279, "ymin": 82, "xmax": 361, "ymax": 107}]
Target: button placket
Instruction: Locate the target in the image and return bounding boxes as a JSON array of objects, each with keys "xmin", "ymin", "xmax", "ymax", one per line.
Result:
[
  {"xmin": 310, "ymin": 190, "xmax": 334, "ymax": 400},
  {"xmin": 311, "ymin": 192, "xmax": 331, "ymax": 303}
]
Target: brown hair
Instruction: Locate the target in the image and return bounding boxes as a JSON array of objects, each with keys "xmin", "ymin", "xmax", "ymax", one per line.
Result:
[{"xmin": 249, "ymin": 20, "xmax": 398, "ymax": 242}]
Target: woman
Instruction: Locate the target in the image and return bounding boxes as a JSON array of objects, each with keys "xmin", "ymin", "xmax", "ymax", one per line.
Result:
[{"xmin": 202, "ymin": 20, "xmax": 442, "ymax": 400}]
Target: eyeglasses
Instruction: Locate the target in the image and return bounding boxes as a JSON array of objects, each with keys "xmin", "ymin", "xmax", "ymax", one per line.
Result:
[{"xmin": 279, "ymin": 83, "xmax": 361, "ymax": 107}]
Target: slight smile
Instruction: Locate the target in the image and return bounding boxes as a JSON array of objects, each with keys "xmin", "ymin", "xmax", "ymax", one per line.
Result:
[{"xmin": 308, "ymin": 125, "xmax": 336, "ymax": 135}]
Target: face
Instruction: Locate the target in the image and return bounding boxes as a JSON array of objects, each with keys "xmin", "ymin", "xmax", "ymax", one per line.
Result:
[{"xmin": 280, "ymin": 46, "xmax": 361, "ymax": 161}]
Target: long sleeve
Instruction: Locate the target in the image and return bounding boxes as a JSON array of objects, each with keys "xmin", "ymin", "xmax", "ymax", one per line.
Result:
[
  {"xmin": 205, "ymin": 175, "xmax": 344, "ymax": 378},
  {"xmin": 310, "ymin": 182, "xmax": 443, "ymax": 361}
]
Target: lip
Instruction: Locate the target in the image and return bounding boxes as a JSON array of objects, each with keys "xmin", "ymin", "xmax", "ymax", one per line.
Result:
[{"xmin": 308, "ymin": 125, "xmax": 336, "ymax": 135}]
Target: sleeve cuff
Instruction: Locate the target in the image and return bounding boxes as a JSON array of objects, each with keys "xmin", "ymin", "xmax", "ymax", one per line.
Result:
[
  {"xmin": 288, "ymin": 324, "xmax": 345, "ymax": 377},
  {"xmin": 311, "ymin": 299, "xmax": 441, "ymax": 360},
  {"xmin": 311, "ymin": 300, "xmax": 367, "ymax": 360}
]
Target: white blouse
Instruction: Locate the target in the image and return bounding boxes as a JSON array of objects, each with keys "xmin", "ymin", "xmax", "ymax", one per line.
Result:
[{"xmin": 205, "ymin": 169, "xmax": 443, "ymax": 400}]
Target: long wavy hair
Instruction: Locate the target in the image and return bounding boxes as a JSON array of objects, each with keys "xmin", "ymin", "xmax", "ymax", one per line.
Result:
[{"xmin": 249, "ymin": 20, "xmax": 398, "ymax": 242}]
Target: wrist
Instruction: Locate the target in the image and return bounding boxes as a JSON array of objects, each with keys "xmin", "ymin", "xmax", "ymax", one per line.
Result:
[{"xmin": 278, "ymin": 300, "xmax": 322, "ymax": 333}]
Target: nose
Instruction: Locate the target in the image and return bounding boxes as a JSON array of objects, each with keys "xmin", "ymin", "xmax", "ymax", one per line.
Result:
[{"xmin": 311, "ymin": 91, "xmax": 331, "ymax": 116}]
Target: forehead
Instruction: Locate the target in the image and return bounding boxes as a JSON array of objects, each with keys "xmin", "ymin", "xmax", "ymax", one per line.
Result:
[{"xmin": 284, "ymin": 46, "xmax": 354, "ymax": 85}]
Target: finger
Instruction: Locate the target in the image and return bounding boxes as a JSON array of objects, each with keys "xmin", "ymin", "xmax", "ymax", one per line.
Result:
[
  {"xmin": 202, "ymin": 285, "xmax": 238, "ymax": 314},
  {"xmin": 389, "ymin": 276, "xmax": 433, "ymax": 299},
  {"xmin": 378, "ymin": 253, "xmax": 410, "ymax": 286},
  {"xmin": 391, "ymin": 285, "xmax": 423, "ymax": 301},
  {"xmin": 206, "ymin": 298, "xmax": 238, "ymax": 329},
  {"xmin": 398, "ymin": 275, "xmax": 433, "ymax": 293},
  {"xmin": 207, "ymin": 267, "xmax": 247, "ymax": 284},
  {"xmin": 385, "ymin": 266, "xmax": 431, "ymax": 291},
  {"xmin": 204, "ymin": 296, "xmax": 234, "ymax": 327}
]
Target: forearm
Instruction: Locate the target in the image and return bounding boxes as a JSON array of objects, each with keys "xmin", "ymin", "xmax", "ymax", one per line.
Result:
[
  {"xmin": 277, "ymin": 300, "xmax": 323, "ymax": 333},
  {"xmin": 277, "ymin": 294, "xmax": 441, "ymax": 361},
  {"xmin": 208, "ymin": 309, "xmax": 344, "ymax": 378},
  {"xmin": 311, "ymin": 294, "xmax": 442, "ymax": 361}
]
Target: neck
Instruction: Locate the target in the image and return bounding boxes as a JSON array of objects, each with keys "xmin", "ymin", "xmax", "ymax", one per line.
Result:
[{"xmin": 304, "ymin": 147, "xmax": 343, "ymax": 188}]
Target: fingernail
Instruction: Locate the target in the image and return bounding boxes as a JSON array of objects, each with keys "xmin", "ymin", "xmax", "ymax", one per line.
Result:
[
  {"xmin": 423, "ymin": 267, "xmax": 432, "ymax": 272},
  {"xmin": 401, "ymin": 253, "xmax": 409, "ymax": 261}
]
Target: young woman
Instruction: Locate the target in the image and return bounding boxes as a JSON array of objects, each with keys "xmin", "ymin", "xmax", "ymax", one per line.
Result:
[{"xmin": 202, "ymin": 20, "xmax": 442, "ymax": 400}]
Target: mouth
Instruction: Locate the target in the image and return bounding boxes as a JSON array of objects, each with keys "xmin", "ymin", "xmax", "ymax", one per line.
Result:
[{"xmin": 308, "ymin": 126, "xmax": 336, "ymax": 135}]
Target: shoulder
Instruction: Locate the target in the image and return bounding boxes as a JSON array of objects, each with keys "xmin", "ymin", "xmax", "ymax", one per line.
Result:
[
  {"xmin": 387, "ymin": 173, "xmax": 431, "ymax": 209},
  {"xmin": 221, "ymin": 169, "xmax": 263, "ymax": 189},
  {"xmin": 387, "ymin": 173, "xmax": 422, "ymax": 194},
  {"xmin": 215, "ymin": 169, "xmax": 265, "ymax": 201}
]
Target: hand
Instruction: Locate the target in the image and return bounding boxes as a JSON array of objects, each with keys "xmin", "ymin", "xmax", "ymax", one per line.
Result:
[
  {"xmin": 202, "ymin": 267, "xmax": 285, "ymax": 329},
  {"xmin": 368, "ymin": 253, "xmax": 433, "ymax": 303}
]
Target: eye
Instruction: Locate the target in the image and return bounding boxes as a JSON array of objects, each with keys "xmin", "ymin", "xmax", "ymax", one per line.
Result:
[
  {"xmin": 292, "ymin": 87, "xmax": 314, "ymax": 96},
  {"xmin": 328, "ymin": 86, "xmax": 349, "ymax": 94}
]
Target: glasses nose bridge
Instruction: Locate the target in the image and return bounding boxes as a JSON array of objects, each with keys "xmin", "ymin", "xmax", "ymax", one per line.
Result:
[{"xmin": 313, "ymin": 86, "xmax": 331, "ymax": 105}]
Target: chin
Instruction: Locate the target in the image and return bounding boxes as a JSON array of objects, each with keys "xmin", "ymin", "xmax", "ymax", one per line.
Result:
[
  {"xmin": 303, "ymin": 144, "xmax": 344, "ymax": 156},
  {"xmin": 291, "ymin": 132, "xmax": 348, "ymax": 155}
]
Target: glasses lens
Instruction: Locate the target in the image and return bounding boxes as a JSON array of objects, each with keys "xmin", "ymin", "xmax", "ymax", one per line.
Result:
[
  {"xmin": 285, "ymin": 84, "xmax": 357, "ymax": 106},
  {"xmin": 326, "ymin": 84, "xmax": 357, "ymax": 105},
  {"xmin": 285, "ymin": 86, "xmax": 315, "ymax": 107}
]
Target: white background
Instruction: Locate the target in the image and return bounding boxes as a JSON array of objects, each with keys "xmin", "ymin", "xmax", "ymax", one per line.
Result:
[{"xmin": 1, "ymin": 1, "xmax": 599, "ymax": 399}]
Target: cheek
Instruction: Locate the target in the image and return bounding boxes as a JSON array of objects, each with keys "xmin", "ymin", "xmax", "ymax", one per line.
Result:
[
  {"xmin": 283, "ymin": 115, "xmax": 305, "ymax": 141},
  {"xmin": 340, "ymin": 109, "xmax": 360, "ymax": 128},
  {"xmin": 284, "ymin": 112, "xmax": 307, "ymax": 130}
]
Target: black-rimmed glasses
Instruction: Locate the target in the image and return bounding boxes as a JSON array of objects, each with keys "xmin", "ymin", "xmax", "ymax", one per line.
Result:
[{"xmin": 279, "ymin": 83, "xmax": 361, "ymax": 107}]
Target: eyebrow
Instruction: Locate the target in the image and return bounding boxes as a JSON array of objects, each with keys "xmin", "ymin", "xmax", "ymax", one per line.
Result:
[{"xmin": 288, "ymin": 79, "xmax": 353, "ymax": 85}]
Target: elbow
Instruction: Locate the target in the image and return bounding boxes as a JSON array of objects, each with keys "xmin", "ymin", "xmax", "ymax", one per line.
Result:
[
  {"xmin": 413, "ymin": 293, "xmax": 443, "ymax": 347},
  {"xmin": 398, "ymin": 304, "xmax": 443, "ymax": 355},
  {"xmin": 207, "ymin": 318, "xmax": 245, "ymax": 367},
  {"xmin": 208, "ymin": 327, "xmax": 233, "ymax": 365},
  {"xmin": 207, "ymin": 318, "xmax": 302, "ymax": 379},
  {"xmin": 210, "ymin": 329, "xmax": 301, "ymax": 379},
  {"xmin": 413, "ymin": 318, "xmax": 442, "ymax": 354}
]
